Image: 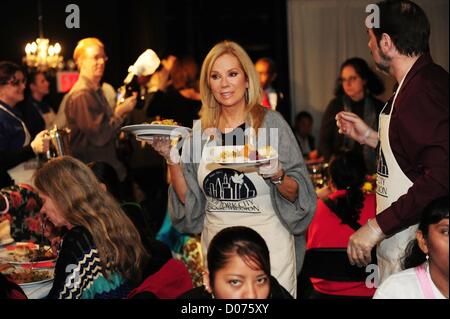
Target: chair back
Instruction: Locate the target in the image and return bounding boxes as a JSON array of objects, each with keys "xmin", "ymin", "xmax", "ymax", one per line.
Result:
[{"xmin": 302, "ymin": 248, "xmax": 378, "ymax": 282}]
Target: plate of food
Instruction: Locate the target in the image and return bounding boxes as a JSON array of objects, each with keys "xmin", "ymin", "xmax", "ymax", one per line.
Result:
[
  {"xmin": 1, "ymin": 264, "xmax": 54, "ymax": 287},
  {"xmin": 121, "ymin": 119, "xmax": 191, "ymax": 139},
  {"xmin": 205, "ymin": 144, "xmax": 278, "ymax": 167},
  {"xmin": 0, "ymin": 242, "xmax": 57, "ymax": 267}
]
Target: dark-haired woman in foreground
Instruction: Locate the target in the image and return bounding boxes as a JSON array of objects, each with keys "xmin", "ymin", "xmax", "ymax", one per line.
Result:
[
  {"xmin": 179, "ymin": 226, "xmax": 293, "ymax": 299},
  {"xmin": 374, "ymin": 197, "xmax": 448, "ymax": 299}
]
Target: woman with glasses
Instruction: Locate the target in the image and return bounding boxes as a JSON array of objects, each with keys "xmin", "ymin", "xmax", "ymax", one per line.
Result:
[
  {"xmin": 318, "ymin": 57, "xmax": 385, "ymax": 174},
  {"xmin": 0, "ymin": 61, "xmax": 49, "ymax": 187}
]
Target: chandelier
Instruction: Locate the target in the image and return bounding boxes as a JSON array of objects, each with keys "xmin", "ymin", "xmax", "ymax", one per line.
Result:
[{"xmin": 23, "ymin": 0, "xmax": 63, "ymax": 71}]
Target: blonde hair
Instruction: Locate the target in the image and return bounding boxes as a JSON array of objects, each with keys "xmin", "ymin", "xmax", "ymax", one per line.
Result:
[
  {"xmin": 199, "ymin": 40, "xmax": 265, "ymax": 130},
  {"xmin": 34, "ymin": 156, "xmax": 149, "ymax": 284},
  {"xmin": 73, "ymin": 37, "xmax": 104, "ymax": 64}
]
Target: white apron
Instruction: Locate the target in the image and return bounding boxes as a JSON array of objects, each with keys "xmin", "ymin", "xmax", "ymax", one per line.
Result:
[
  {"xmin": 0, "ymin": 104, "xmax": 37, "ymax": 186},
  {"xmin": 198, "ymin": 141, "xmax": 297, "ymax": 297},
  {"xmin": 376, "ymin": 72, "xmax": 418, "ymax": 283}
]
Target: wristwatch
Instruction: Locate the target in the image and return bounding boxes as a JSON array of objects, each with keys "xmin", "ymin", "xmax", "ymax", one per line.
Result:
[{"xmin": 270, "ymin": 170, "xmax": 285, "ymax": 185}]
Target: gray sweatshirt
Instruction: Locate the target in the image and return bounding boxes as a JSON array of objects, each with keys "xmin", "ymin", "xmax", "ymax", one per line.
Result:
[{"xmin": 168, "ymin": 109, "xmax": 317, "ymax": 274}]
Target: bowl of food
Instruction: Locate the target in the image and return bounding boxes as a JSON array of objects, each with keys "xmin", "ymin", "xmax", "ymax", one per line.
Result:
[{"xmin": 1, "ymin": 265, "xmax": 54, "ymax": 287}]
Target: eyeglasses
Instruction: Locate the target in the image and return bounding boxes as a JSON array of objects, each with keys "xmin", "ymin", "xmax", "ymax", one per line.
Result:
[
  {"xmin": 338, "ymin": 75, "xmax": 360, "ymax": 84},
  {"xmin": 6, "ymin": 78, "xmax": 27, "ymax": 86}
]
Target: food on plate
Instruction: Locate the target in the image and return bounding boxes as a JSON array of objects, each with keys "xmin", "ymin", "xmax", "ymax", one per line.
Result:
[
  {"xmin": 148, "ymin": 119, "xmax": 179, "ymax": 126},
  {"xmin": 4, "ymin": 268, "xmax": 52, "ymax": 284},
  {"xmin": 0, "ymin": 244, "xmax": 57, "ymax": 263},
  {"xmin": 29, "ymin": 247, "xmax": 57, "ymax": 262},
  {"xmin": 0, "ymin": 263, "xmax": 14, "ymax": 272},
  {"xmin": 217, "ymin": 144, "xmax": 275, "ymax": 162},
  {"xmin": 255, "ymin": 146, "xmax": 274, "ymax": 159}
]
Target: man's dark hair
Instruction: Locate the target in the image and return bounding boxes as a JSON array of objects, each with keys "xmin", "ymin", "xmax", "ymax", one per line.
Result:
[
  {"xmin": 373, "ymin": 0, "xmax": 430, "ymax": 56},
  {"xmin": 27, "ymin": 70, "xmax": 46, "ymax": 86},
  {"xmin": 257, "ymin": 57, "xmax": 277, "ymax": 76},
  {"xmin": 295, "ymin": 111, "xmax": 313, "ymax": 123},
  {"xmin": 0, "ymin": 61, "xmax": 23, "ymax": 85},
  {"xmin": 207, "ymin": 226, "xmax": 271, "ymax": 288}
]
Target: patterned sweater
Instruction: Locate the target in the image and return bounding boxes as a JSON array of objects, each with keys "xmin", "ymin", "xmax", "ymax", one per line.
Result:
[{"xmin": 47, "ymin": 226, "xmax": 131, "ymax": 299}]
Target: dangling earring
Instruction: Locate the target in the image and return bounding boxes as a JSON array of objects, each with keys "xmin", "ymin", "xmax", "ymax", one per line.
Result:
[{"xmin": 245, "ymin": 88, "xmax": 249, "ymax": 105}]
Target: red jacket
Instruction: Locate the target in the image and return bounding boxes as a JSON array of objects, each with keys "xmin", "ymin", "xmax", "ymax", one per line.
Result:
[{"xmin": 128, "ymin": 259, "xmax": 193, "ymax": 299}]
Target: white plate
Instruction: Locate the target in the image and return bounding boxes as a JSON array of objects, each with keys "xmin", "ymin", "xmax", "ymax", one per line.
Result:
[
  {"xmin": 121, "ymin": 124, "xmax": 191, "ymax": 138},
  {"xmin": 0, "ymin": 237, "xmax": 14, "ymax": 246},
  {"xmin": 20, "ymin": 277, "xmax": 54, "ymax": 288},
  {"xmin": 1, "ymin": 267, "xmax": 54, "ymax": 287},
  {"xmin": 214, "ymin": 158, "xmax": 275, "ymax": 167},
  {"xmin": 205, "ymin": 145, "xmax": 278, "ymax": 167}
]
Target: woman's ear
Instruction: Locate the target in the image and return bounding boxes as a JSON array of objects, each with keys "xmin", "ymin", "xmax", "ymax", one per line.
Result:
[
  {"xmin": 203, "ymin": 270, "xmax": 212, "ymax": 294},
  {"xmin": 416, "ymin": 230, "xmax": 429, "ymax": 255}
]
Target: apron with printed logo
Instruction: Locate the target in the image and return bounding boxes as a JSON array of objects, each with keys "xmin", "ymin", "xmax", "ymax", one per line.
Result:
[
  {"xmin": 376, "ymin": 73, "xmax": 418, "ymax": 283},
  {"xmin": 198, "ymin": 140, "xmax": 297, "ymax": 297}
]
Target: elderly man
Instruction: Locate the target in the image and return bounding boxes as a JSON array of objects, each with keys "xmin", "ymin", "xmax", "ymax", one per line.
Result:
[
  {"xmin": 336, "ymin": 0, "xmax": 448, "ymax": 283},
  {"xmin": 63, "ymin": 38, "xmax": 136, "ymax": 181}
]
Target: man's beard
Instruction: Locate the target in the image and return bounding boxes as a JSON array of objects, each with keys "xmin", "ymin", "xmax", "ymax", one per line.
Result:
[{"xmin": 374, "ymin": 48, "xmax": 391, "ymax": 74}]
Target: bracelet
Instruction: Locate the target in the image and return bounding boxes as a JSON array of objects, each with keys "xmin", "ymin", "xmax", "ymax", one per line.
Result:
[
  {"xmin": 270, "ymin": 169, "xmax": 285, "ymax": 185},
  {"xmin": 367, "ymin": 218, "xmax": 383, "ymax": 236},
  {"xmin": 360, "ymin": 128, "xmax": 372, "ymax": 145}
]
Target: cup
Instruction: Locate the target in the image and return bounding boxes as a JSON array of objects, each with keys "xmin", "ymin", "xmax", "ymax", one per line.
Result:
[{"xmin": 44, "ymin": 126, "xmax": 72, "ymax": 160}]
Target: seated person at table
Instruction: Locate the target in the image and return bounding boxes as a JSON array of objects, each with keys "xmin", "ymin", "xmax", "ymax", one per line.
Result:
[
  {"xmin": 293, "ymin": 111, "xmax": 319, "ymax": 161},
  {"xmin": 374, "ymin": 197, "xmax": 448, "ymax": 299},
  {"xmin": 34, "ymin": 156, "xmax": 149, "ymax": 299},
  {"xmin": 305, "ymin": 151, "xmax": 376, "ymax": 298},
  {"xmin": 178, "ymin": 226, "xmax": 293, "ymax": 299}
]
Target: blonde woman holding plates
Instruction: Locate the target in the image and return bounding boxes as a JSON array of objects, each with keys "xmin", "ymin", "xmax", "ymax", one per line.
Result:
[{"xmin": 148, "ymin": 40, "xmax": 316, "ymax": 297}]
